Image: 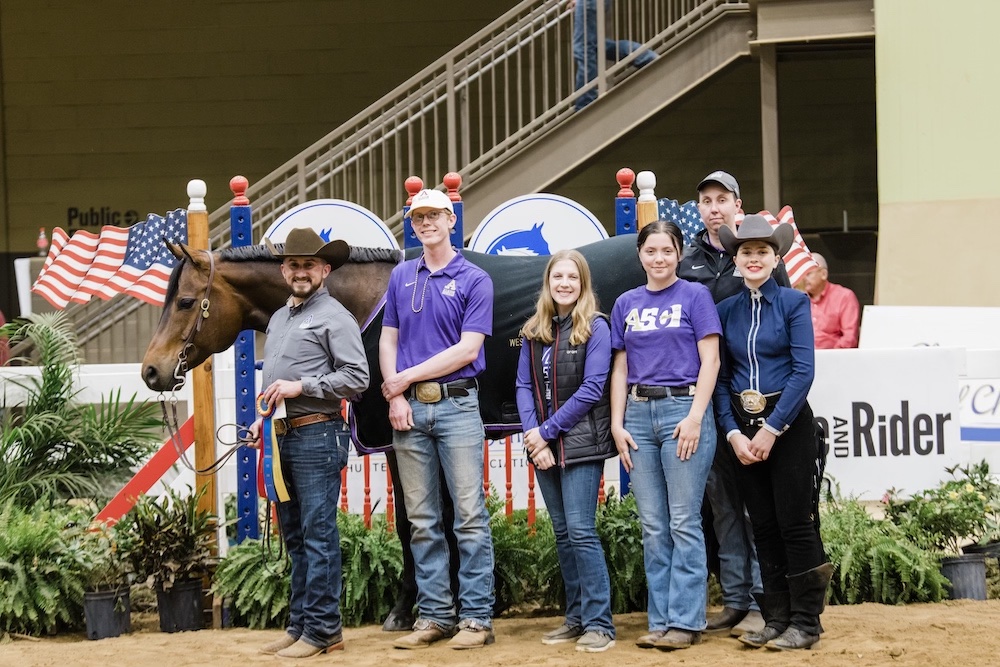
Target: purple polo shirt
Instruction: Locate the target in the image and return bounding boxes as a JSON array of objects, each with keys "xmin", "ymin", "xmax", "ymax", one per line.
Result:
[
  {"xmin": 610, "ymin": 279, "xmax": 721, "ymax": 386},
  {"xmin": 383, "ymin": 250, "xmax": 493, "ymax": 382}
]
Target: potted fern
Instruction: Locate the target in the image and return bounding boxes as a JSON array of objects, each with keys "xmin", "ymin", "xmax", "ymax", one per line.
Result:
[
  {"xmin": 117, "ymin": 486, "xmax": 216, "ymax": 632},
  {"xmin": 884, "ymin": 462, "xmax": 995, "ymax": 599},
  {"xmin": 76, "ymin": 522, "xmax": 132, "ymax": 640}
]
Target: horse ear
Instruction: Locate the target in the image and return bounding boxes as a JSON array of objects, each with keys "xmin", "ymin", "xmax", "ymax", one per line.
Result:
[
  {"xmin": 166, "ymin": 241, "xmax": 189, "ymax": 261},
  {"xmin": 173, "ymin": 242, "xmax": 210, "ymax": 269}
]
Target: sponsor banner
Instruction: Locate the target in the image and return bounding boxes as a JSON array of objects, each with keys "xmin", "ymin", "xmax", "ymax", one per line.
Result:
[
  {"xmin": 468, "ymin": 194, "xmax": 607, "ymax": 256},
  {"xmin": 811, "ymin": 347, "xmax": 968, "ymax": 498},
  {"xmin": 860, "ymin": 305, "xmax": 1000, "ymax": 349},
  {"xmin": 262, "ymin": 199, "xmax": 399, "ymax": 249}
]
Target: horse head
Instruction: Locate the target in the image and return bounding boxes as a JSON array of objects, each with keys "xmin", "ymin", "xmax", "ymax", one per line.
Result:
[{"xmin": 141, "ymin": 242, "xmax": 254, "ymax": 392}]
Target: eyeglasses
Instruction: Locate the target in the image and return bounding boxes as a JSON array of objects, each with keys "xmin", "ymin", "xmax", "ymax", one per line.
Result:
[{"xmin": 410, "ymin": 210, "xmax": 450, "ymax": 224}]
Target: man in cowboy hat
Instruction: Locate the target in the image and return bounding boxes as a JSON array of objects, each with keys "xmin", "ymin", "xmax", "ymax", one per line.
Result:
[{"xmin": 253, "ymin": 227, "xmax": 369, "ymax": 658}]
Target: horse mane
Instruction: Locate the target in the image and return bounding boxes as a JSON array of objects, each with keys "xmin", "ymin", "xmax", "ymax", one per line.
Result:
[
  {"xmin": 163, "ymin": 244, "xmax": 402, "ymax": 305},
  {"xmin": 218, "ymin": 244, "xmax": 402, "ymax": 264}
]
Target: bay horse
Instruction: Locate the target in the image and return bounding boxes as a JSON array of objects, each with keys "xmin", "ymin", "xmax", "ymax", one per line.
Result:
[{"xmin": 141, "ymin": 234, "xmax": 645, "ymax": 623}]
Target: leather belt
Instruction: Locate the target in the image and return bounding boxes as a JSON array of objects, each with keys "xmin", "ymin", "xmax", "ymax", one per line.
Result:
[
  {"xmin": 405, "ymin": 378, "xmax": 478, "ymax": 403},
  {"xmin": 273, "ymin": 412, "xmax": 340, "ymax": 436},
  {"xmin": 630, "ymin": 384, "xmax": 696, "ymax": 401}
]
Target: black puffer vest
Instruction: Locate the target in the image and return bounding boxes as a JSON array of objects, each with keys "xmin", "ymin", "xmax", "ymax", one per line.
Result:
[{"xmin": 526, "ymin": 314, "xmax": 614, "ymax": 466}]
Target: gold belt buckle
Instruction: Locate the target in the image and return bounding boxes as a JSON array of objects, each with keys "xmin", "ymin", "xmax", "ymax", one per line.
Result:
[
  {"xmin": 739, "ymin": 389, "xmax": 767, "ymax": 415},
  {"xmin": 273, "ymin": 419, "xmax": 288, "ymax": 436},
  {"xmin": 414, "ymin": 382, "xmax": 442, "ymax": 404}
]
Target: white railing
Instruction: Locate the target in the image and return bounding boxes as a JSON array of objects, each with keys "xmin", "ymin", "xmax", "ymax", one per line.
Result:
[{"xmin": 57, "ymin": 0, "xmax": 749, "ymax": 363}]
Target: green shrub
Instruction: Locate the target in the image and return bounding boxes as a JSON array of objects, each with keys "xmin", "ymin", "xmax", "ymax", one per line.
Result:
[
  {"xmin": 339, "ymin": 511, "xmax": 403, "ymax": 626},
  {"xmin": 596, "ymin": 491, "xmax": 647, "ymax": 613},
  {"xmin": 211, "ymin": 537, "xmax": 290, "ymax": 629},
  {"xmin": 0, "ymin": 501, "xmax": 88, "ymax": 635},
  {"xmin": 821, "ymin": 496, "xmax": 947, "ymax": 604}
]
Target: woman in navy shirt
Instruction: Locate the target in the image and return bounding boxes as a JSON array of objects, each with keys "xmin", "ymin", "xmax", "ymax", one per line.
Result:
[
  {"xmin": 714, "ymin": 216, "xmax": 831, "ymax": 651},
  {"xmin": 610, "ymin": 221, "xmax": 721, "ymax": 651},
  {"xmin": 516, "ymin": 249, "xmax": 616, "ymax": 653}
]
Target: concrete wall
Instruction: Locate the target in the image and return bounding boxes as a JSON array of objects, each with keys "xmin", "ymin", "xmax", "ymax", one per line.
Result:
[{"xmin": 874, "ymin": 0, "xmax": 1000, "ymax": 306}]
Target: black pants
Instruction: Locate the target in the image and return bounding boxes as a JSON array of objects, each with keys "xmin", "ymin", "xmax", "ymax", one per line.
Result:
[{"xmin": 733, "ymin": 403, "xmax": 826, "ymax": 592}]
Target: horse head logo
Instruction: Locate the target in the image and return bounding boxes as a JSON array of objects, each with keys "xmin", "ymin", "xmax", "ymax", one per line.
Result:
[{"xmin": 485, "ymin": 222, "xmax": 550, "ymax": 256}]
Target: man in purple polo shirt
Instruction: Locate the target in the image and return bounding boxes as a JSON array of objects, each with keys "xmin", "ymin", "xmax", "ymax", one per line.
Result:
[{"xmin": 379, "ymin": 188, "xmax": 496, "ymax": 650}]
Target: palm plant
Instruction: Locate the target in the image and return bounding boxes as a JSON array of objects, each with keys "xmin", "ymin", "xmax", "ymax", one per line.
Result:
[{"xmin": 0, "ymin": 313, "xmax": 162, "ymax": 507}]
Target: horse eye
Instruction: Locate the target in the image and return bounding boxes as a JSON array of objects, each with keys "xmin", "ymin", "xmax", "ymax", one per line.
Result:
[{"xmin": 177, "ymin": 297, "xmax": 196, "ymax": 310}]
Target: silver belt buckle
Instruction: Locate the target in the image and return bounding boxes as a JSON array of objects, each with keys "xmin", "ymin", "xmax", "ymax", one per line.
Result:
[
  {"xmin": 739, "ymin": 389, "xmax": 767, "ymax": 415},
  {"xmin": 630, "ymin": 385, "xmax": 648, "ymax": 402}
]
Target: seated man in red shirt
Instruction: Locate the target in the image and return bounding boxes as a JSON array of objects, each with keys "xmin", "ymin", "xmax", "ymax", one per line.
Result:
[{"xmin": 800, "ymin": 253, "xmax": 860, "ymax": 349}]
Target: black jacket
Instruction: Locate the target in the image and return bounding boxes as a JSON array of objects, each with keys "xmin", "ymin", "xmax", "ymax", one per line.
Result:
[
  {"xmin": 678, "ymin": 229, "xmax": 791, "ymax": 304},
  {"xmin": 526, "ymin": 315, "xmax": 614, "ymax": 466}
]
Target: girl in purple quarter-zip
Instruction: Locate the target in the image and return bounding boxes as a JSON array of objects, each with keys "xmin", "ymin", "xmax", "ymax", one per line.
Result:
[
  {"xmin": 515, "ymin": 249, "xmax": 616, "ymax": 654},
  {"xmin": 610, "ymin": 220, "xmax": 722, "ymax": 651}
]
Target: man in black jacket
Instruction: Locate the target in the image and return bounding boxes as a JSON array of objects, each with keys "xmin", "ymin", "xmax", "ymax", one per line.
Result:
[{"xmin": 678, "ymin": 171, "xmax": 790, "ymax": 638}]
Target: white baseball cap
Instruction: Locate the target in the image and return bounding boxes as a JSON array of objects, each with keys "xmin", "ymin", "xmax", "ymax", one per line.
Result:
[{"xmin": 408, "ymin": 189, "xmax": 454, "ymax": 214}]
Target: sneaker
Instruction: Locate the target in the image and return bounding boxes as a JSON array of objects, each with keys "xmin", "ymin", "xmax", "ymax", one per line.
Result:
[
  {"xmin": 393, "ymin": 618, "xmax": 455, "ymax": 649},
  {"xmin": 446, "ymin": 619, "xmax": 495, "ymax": 650},
  {"xmin": 576, "ymin": 631, "xmax": 616, "ymax": 653},
  {"xmin": 635, "ymin": 630, "xmax": 667, "ymax": 648},
  {"xmin": 541, "ymin": 623, "xmax": 584, "ymax": 645}
]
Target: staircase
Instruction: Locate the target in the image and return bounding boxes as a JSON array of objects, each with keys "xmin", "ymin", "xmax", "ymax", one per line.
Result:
[{"xmin": 62, "ymin": 0, "xmax": 754, "ymax": 363}]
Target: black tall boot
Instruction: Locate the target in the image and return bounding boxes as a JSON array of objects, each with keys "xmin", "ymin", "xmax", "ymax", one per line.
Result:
[
  {"xmin": 766, "ymin": 562, "xmax": 833, "ymax": 651},
  {"xmin": 737, "ymin": 590, "xmax": 790, "ymax": 648}
]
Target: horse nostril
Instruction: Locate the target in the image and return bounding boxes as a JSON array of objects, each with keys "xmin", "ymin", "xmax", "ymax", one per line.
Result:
[{"xmin": 142, "ymin": 365, "xmax": 158, "ymax": 387}]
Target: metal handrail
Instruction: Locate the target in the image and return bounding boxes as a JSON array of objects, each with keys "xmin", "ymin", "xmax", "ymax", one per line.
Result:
[{"xmin": 61, "ymin": 0, "xmax": 748, "ymax": 353}]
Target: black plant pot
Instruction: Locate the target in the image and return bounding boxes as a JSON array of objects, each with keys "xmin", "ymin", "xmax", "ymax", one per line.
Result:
[
  {"xmin": 962, "ymin": 541, "xmax": 1000, "ymax": 558},
  {"xmin": 155, "ymin": 578, "xmax": 204, "ymax": 633},
  {"xmin": 84, "ymin": 589, "xmax": 131, "ymax": 640},
  {"xmin": 941, "ymin": 553, "xmax": 987, "ymax": 600}
]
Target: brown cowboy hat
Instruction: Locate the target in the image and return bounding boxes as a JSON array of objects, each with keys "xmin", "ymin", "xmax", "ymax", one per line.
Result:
[
  {"xmin": 264, "ymin": 227, "xmax": 350, "ymax": 270},
  {"xmin": 719, "ymin": 215, "xmax": 794, "ymax": 257}
]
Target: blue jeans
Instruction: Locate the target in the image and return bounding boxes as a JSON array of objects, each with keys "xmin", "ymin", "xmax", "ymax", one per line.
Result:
[
  {"xmin": 536, "ymin": 460, "xmax": 615, "ymax": 636},
  {"xmin": 393, "ymin": 389, "xmax": 495, "ymax": 627},
  {"xmin": 573, "ymin": 0, "xmax": 657, "ymax": 110},
  {"xmin": 625, "ymin": 394, "xmax": 716, "ymax": 631},
  {"xmin": 706, "ymin": 439, "xmax": 763, "ymax": 610},
  {"xmin": 276, "ymin": 420, "xmax": 351, "ymax": 649}
]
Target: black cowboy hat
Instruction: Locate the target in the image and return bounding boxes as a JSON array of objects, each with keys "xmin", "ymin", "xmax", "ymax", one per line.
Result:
[
  {"xmin": 264, "ymin": 227, "xmax": 350, "ymax": 270},
  {"xmin": 719, "ymin": 215, "xmax": 794, "ymax": 257}
]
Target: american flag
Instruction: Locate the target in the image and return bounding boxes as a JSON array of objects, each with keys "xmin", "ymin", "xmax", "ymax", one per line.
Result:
[
  {"xmin": 736, "ymin": 206, "xmax": 818, "ymax": 285},
  {"xmin": 32, "ymin": 209, "xmax": 188, "ymax": 309},
  {"xmin": 657, "ymin": 198, "xmax": 704, "ymax": 247}
]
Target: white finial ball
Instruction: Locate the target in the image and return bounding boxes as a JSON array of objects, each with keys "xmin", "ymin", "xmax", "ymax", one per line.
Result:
[
  {"xmin": 187, "ymin": 179, "xmax": 207, "ymax": 212},
  {"xmin": 636, "ymin": 170, "xmax": 656, "ymax": 202}
]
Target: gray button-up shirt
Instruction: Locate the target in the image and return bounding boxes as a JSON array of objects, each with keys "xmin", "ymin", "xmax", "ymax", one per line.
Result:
[{"xmin": 262, "ymin": 286, "xmax": 369, "ymax": 418}]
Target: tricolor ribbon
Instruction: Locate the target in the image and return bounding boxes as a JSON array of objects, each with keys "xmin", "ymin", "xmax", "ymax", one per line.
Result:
[{"xmin": 257, "ymin": 394, "xmax": 290, "ymax": 502}]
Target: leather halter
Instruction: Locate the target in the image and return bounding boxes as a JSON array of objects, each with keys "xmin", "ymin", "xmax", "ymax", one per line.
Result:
[{"xmin": 171, "ymin": 249, "xmax": 216, "ymax": 391}]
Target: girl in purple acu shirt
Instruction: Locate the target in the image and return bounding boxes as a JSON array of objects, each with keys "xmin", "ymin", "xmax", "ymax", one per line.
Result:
[{"xmin": 609, "ymin": 220, "xmax": 722, "ymax": 651}]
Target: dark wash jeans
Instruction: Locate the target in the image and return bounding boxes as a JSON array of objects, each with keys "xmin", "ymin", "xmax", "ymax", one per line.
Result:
[
  {"xmin": 733, "ymin": 403, "xmax": 826, "ymax": 592},
  {"xmin": 276, "ymin": 420, "xmax": 351, "ymax": 649}
]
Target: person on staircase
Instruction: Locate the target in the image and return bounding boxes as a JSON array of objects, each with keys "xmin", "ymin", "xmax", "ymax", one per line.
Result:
[{"xmin": 713, "ymin": 216, "xmax": 833, "ymax": 651}]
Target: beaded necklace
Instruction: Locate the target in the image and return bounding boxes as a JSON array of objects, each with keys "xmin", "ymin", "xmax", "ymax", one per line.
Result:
[{"xmin": 411, "ymin": 256, "xmax": 430, "ymax": 313}]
